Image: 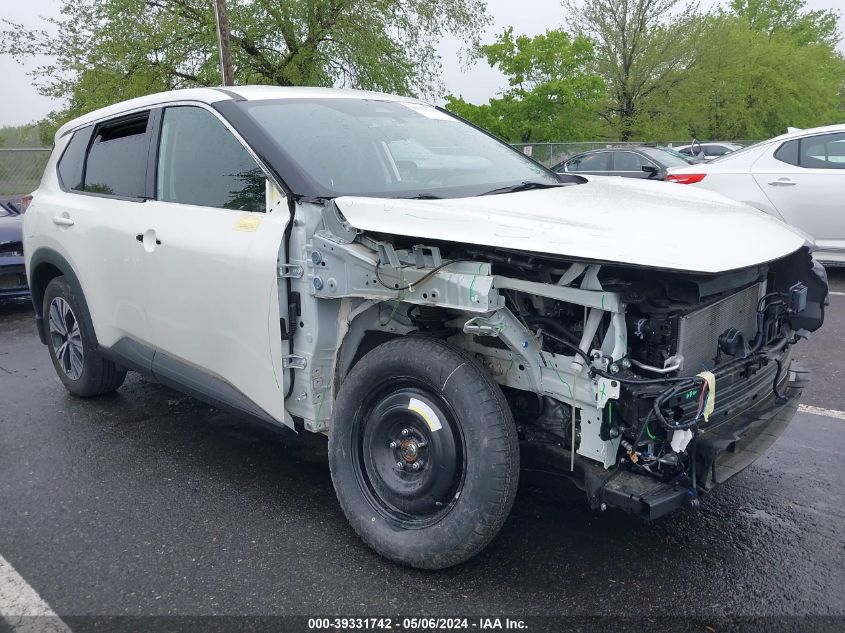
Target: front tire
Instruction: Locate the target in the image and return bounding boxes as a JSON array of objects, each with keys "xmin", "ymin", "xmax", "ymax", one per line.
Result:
[
  {"xmin": 43, "ymin": 277, "xmax": 126, "ymax": 397},
  {"xmin": 329, "ymin": 337, "xmax": 519, "ymax": 569}
]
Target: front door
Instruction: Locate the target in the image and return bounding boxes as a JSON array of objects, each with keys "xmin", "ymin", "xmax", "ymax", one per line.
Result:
[{"xmin": 139, "ymin": 105, "xmax": 291, "ymax": 426}]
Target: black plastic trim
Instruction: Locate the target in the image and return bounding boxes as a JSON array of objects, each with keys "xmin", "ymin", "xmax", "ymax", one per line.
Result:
[
  {"xmin": 144, "ymin": 108, "xmax": 164, "ymax": 200},
  {"xmin": 213, "ymin": 87, "xmax": 246, "ymax": 101},
  {"xmin": 27, "ymin": 248, "xmax": 94, "ymax": 347},
  {"xmin": 98, "ymin": 337, "xmax": 287, "ymax": 428},
  {"xmin": 210, "ymin": 100, "xmax": 298, "ymax": 200}
]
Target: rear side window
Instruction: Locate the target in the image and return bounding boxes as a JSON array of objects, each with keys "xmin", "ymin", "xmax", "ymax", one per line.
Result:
[
  {"xmin": 774, "ymin": 140, "xmax": 799, "ymax": 166},
  {"xmin": 83, "ymin": 113, "xmax": 150, "ymax": 198},
  {"xmin": 56, "ymin": 126, "xmax": 92, "ymax": 191},
  {"xmin": 156, "ymin": 106, "xmax": 265, "ymax": 212},
  {"xmin": 612, "ymin": 151, "xmax": 651, "ymax": 171},
  {"xmin": 704, "ymin": 145, "xmax": 730, "ymax": 157},
  {"xmin": 800, "ymin": 133, "xmax": 845, "ymax": 169}
]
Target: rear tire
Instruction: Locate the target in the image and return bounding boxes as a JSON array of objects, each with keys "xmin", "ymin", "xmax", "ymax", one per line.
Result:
[
  {"xmin": 329, "ymin": 337, "xmax": 519, "ymax": 569},
  {"xmin": 43, "ymin": 277, "xmax": 126, "ymax": 397}
]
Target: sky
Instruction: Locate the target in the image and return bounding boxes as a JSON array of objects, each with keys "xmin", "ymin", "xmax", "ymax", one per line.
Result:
[{"xmin": 0, "ymin": 0, "xmax": 843, "ymax": 128}]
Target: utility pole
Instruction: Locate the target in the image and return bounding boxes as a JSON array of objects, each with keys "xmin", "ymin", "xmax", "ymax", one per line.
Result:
[{"xmin": 213, "ymin": 0, "xmax": 235, "ymax": 86}]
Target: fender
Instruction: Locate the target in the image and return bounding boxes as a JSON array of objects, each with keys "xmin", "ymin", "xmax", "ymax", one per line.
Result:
[{"xmin": 27, "ymin": 247, "xmax": 98, "ymax": 348}]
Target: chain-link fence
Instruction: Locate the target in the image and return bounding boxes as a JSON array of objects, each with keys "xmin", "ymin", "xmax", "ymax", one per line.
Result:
[
  {"xmin": 511, "ymin": 141, "xmax": 759, "ymax": 168},
  {"xmin": 0, "ymin": 149, "xmax": 51, "ymax": 197}
]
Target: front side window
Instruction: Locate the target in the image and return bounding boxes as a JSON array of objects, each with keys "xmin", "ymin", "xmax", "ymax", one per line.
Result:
[
  {"xmin": 800, "ymin": 133, "xmax": 845, "ymax": 169},
  {"xmin": 241, "ymin": 99, "xmax": 558, "ymax": 199},
  {"xmin": 83, "ymin": 114, "xmax": 149, "ymax": 197},
  {"xmin": 567, "ymin": 153, "xmax": 610, "ymax": 172},
  {"xmin": 156, "ymin": 106, "xmax": 265, "ymax": 212}
]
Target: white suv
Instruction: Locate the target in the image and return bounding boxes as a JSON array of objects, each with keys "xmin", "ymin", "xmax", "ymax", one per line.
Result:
[{"xmin": 25, "ymin": 87, "xmax": 827, "ymax": 568}]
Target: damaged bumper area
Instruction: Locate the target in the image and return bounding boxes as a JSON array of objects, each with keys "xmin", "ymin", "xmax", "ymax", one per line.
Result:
[{"xmin": 581, "ymin": 358, "xmax": 809, "ymax": 519}]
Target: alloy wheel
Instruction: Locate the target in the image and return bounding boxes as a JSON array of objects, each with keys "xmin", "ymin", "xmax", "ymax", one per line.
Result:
[{"xmin": 48, "ymin": 297, "xmax": 84, "ymax": 380}]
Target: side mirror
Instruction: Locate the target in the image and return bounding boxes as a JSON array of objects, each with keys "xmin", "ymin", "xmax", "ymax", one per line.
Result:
[{"xmin": 641, "ymin": 164, "xmax": 659, "ymax": 177}]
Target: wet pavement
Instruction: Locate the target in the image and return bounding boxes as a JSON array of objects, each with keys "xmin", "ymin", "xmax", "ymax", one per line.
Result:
[{"xmin": 0, "ymin": 271, "xmax": 843, "ymax": 625}]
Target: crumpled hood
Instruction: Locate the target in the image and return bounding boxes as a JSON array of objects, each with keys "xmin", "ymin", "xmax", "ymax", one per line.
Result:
[{"xmin": 335, "ymin": 176, "xmax": 807, "ymax": 273}]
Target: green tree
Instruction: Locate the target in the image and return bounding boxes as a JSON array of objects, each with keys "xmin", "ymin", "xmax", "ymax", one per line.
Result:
[
  {"xmin": 1, "ymin": 0, "xmax": 490, "ymax": 138},
  {"xmin": 730, "ymin": 0, "xmax": 840, "ymax": 46},
  {"xmin": 445, "ymin": 28, "xmax": 605, "ymax": 142},
  {"xmin": 655, "ymin": 0, "xmax": 845, "ymax": 140},
  {"xmin": 563, "ymin": 0, "xmax": 704, "ymax": 140}
]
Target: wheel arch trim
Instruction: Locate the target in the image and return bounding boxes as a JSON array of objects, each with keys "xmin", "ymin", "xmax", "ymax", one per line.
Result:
[{"xmin": 28, "ymin": 247, "xmax": 97, "ymax": 347}]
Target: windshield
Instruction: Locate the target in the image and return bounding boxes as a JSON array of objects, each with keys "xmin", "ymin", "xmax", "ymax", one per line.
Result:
[
  {"xmin": 241, "ymin": 99, "xmax": 558, "ymax": 199},
  {"xmin": 642, "ymin": 147, "xmax": 693, "ymax": 167}
]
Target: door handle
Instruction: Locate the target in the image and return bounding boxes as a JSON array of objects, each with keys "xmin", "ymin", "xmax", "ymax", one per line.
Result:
[
  {"xmin": 768, "ymin": 179, "xmax": 796, "ymax": 187},
  {"xmin": 52, "ymin": 216, "xmax": 74, "ymax": 226}
]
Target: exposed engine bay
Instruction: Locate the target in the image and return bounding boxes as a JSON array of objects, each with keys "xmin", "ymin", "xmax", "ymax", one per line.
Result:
[{"xmin": 284, "ymin": 201, "xmax": 828, "ymax": 518}]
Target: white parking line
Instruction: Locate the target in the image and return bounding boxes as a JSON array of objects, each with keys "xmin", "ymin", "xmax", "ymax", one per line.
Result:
[
  {"xmin": 798, "ymin": 404, "xmax": 845, "ymax": 421},
  {"xmin": 0, "ymin": 553, "xmax": 71, "ymax": 632},
  {"xmin": 829, "ymin": 291, "xmax": 845, "ymax": 296}
]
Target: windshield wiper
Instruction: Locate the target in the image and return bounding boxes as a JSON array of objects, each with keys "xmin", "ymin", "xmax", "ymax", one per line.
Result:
[
  {"xmin": 479, "ymin": 181, "xmax": 565, "ymax": 196},
  {"xmin": 402, "ymin": 193, "xmax": 443, "ymax": 200}
]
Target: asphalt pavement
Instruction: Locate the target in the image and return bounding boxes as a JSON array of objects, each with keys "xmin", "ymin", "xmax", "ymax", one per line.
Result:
[{"xmin": 1, "ymin": 270, "xmax": 844, "ymax": 630}]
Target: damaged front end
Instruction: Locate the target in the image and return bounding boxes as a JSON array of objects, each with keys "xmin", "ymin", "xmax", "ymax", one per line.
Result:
[
  {"xmin": 470, "ymin": 245, "xmax": 828, "ymax": 519},
  {"xmin": 292, "ymin": 198, "xmax": 827, "ymax": 519}
]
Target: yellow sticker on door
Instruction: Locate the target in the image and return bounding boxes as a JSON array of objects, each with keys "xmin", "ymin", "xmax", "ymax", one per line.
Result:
[
  {"xmin": 234, "ymin": 215, "xmax": 263, "ymax": 232},
  {"xmin": 408, "ymin": 397, "xmax": 442, "ymax": 432}
]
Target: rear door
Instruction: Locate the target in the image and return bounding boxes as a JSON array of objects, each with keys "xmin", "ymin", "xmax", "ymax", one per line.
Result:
[
  {"xmin": 43, "ymin": 113, "xmax": 155, "ymax": 354},
  {"xmin": 139, "ymin": 104, "xmax": 291, "ymax": 426},
  {"xmin": 752, "ymin": 132, "xmax": 845, "ymax": 252}
]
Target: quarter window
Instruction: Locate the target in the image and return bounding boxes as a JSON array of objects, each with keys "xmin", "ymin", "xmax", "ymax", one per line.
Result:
[
  {"xmin": 57, "ymin": 126, "xmax": 92, "ymax": 191},
  {"xmin": 83, "ymin": 114, "xmax": 150, "ymax": 198},
  {"xmin": 774, "ymin": 140, "xmax": 799, "ymax": 166},
  {"xmin": 156, "ymin": 106, "xmax": 265, "ymax": 212}
]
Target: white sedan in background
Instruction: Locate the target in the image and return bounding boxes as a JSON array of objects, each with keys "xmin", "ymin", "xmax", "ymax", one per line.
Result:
[
  {"xmin": 667, "ymin": 124, "xmax": 845, "ymax": 265},
  {"xmin": 674, "ymin": 141, "xmax": 743, "ymax": 161}
]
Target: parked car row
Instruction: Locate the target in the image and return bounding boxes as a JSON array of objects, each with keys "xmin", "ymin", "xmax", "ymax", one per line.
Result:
[{"xmin": 551, "ymin": 146, "xmax": 695, "ymax": 180}]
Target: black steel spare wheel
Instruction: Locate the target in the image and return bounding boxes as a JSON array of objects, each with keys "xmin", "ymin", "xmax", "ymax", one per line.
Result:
[
  {"xmin": 357, "ymin": 382, "xmax": 464, "ymax": 526},
  {"xmin": 329, "ymin": 337, "xmax": 519, "ymax": 569}
]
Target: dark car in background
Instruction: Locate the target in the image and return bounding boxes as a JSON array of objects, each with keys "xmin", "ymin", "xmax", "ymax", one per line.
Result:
[
  {"xmin": 551, "ymin": 146, "xmax": 694, "ymax": 180},
  {"xmin": 0, "ymin": 199, "xmax": 29, "ymax": 300}
]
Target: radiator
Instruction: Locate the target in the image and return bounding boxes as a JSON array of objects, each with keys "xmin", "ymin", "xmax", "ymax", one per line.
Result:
[{"xmin": 676, "ymin": 282, "xmax": 763, "ymax": 374}]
